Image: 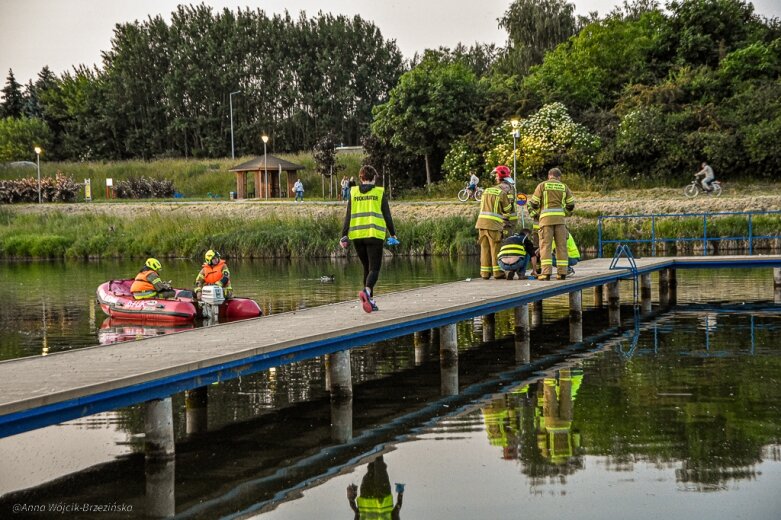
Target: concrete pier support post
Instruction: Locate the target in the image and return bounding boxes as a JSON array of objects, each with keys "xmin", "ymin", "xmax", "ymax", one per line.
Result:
[
  {"xmin": 482, "ymin": 313, "xmax": 496, "ymax": 342},
  {"xmin": 569, "ymin": 290, "xmax": 583, "ymax": 343},
  {"xmin": 330, "ymin": 396, "xmax": 353, "ymax": 443},
  {"xmin": 659, "ymin": 269, "xmax": 670, "ymax": 308},
  {"xmin": 414, "ymin": 330, "xmax": 431, "ymax": 366},
  {"xmin": 440, "ymin": 323, "xmax": 459, "ymax": 396},
  {"xmin": 668, "ymin": 268, "xmax": 678, "ymax": 306},
  {"xmin": 775, "ymin": 268, "xmax": 781, "ymax": 303},
  {"xmin": 328, "ymin": 350, "xmax": 353, "ymax": 399},
  {"xmin": 185, "ymin": 386, "xmax": 208, "ymax": 436},
  {"xmin": 607, "ymin": 281, "xmax": 621, "ymax": 327},
  {"xmin": 531, "ymin": 300, "xmax": 543, "ymax": 328},
  {"xmin": 145, "ymin": 459, "xmax": 175, "ymax": 518},
  {"xmin": 144, "ymin": 397, "xmax": 175, "ymax": 461},
  {"xmin": 594, "ymin": 285, "xmax": 604, "ymax": 308},
  {"xmin": 514, "ymin": 304, "xmax": 531, "ymax": 364},
  {"xmin": 640, "ymin": 274, "xmax": 653, "ymax": 316}
]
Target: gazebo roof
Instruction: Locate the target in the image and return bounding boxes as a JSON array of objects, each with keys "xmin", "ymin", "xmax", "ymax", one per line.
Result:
[{"xmin": 229, "ymin": 155, "xmax": 305, "ymax": 172}]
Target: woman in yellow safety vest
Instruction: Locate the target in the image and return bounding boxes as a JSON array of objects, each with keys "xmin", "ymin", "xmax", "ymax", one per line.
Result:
[
  {"xmin": 339, "ymin": 165, "xmax": 397, "ymax": 314},
  {"xmin": 347, "ymin": 456, "xmax": 404, "ymax": 520}
]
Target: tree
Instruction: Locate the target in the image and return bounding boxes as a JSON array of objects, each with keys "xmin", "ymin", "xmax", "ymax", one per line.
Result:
[
  {"xmin": 312, "ymin": 133, "xmax": 344, "ymax": 178},
  {"xmin": 0, "ymin": 70, "xmax": 24, "ymax": 119},
  {"xmin": 371, "ymin": 53, "xmax": 483, "ymax": 187},
  {"xmin": 0, "ymin": 117, "xmax": 52, "ymax": 162},
  {"xmin": 497, "ymin": 0, "xmax": 578, "ymax": 75}
]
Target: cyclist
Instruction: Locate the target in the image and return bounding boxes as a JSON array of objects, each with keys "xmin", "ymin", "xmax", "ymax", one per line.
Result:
[
  {"xmin": 467, "ymin": 172, "xmax": 480, "ymax": 199},
  {"xmin": 694, "ymin": 162, "xmax": 715, "ymax": 192}
]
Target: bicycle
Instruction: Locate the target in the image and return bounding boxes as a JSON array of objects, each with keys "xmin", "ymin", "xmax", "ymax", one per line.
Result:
[
  {"xmin": 457, "ymin": 183, "xmax": 484, "ymax": 202},
  {"xmin": 684, "ymin": 178, "xmax": 722, "ymax": 198}
]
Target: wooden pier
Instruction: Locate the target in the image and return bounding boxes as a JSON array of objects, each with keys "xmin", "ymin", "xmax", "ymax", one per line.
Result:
[{"xmin": 1, "ymin": 255, "xmax": 780, "ymax": 438}]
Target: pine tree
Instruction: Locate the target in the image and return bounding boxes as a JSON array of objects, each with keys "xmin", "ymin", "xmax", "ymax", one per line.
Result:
[{"xmin": 0, "ymin": 69, "xmax": 24, "ymax": 118}]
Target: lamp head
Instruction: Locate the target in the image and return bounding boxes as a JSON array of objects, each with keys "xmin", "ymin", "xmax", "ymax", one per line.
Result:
[
  {"xmin": 34, "ymin": 146, "xmax": 42, "ymax": 155},
  {"xmin": 510, "ymin": 119, "xmax": 520, "ymax": 129},
  {"xmin": 261, "ymin": 135, "xmax": 269, "ymax": 143}
]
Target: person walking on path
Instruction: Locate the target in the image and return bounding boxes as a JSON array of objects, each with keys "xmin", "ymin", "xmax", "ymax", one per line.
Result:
[
  {"xmin": 474, "ymin": 165, "xmax": 517, "ymax": 280},
  {"xmin": 293, "ymin": 179, "xmax": 305, "ymax": 202},
  {"xmin": 528, "ymin": 167, "xmax": 575, "ymax": 280},
  {"xmin": 340, "ymin": 165, "xmax": 397, "ymax": 313}
]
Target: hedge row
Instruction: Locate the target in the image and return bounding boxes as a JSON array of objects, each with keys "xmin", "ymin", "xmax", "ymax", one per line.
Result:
[{"xmin": 0, "ymin": 173, "xmax": 80, "ymax": 203}]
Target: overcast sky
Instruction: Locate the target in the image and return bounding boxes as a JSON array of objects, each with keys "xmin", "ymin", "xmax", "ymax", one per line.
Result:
[{"xmin": 2, "ymin": 0, "xmax": 781, "ymax": 85}]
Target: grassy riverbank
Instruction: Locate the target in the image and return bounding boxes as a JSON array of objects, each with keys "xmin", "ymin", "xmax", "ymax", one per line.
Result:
[{"xmin": 2, "ymin": 187, "xmax": 781, "ymax": 259}]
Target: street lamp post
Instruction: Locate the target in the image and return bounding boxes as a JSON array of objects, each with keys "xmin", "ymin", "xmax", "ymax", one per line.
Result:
[
  {"xmin": 34, "ymin": 146, "xmax": 42, "ymax": 203},
  {"xmin": 229, "ymin": 90, "xmax": 241, "ymax": 160},
  {"xmin": 261, "ymin": 135, "xmax": 269, "ymax": 199},
  {"xmin": 511, "ymin": 119, "xmax": 520, "ymax": 180}
]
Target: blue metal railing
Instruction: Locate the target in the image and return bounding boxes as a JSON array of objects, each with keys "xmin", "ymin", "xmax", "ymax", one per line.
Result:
[{"xmin": 597, "ymin": 210, "xmax": 781, "ymax": 258}]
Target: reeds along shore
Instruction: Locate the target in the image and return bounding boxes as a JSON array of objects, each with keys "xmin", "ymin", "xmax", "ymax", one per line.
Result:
[{"xmin": 1, "ymin": 208, "xmax": 779, "ymax": 260}]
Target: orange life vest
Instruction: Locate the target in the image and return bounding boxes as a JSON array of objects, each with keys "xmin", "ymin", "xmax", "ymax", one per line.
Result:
[
  {"xmin": 130, "ymin": 269, "xmax": 157, "ymax": 295},
  {"xmin": 201, "ymin": 260, "xmax": 227, "ymax": 284}
]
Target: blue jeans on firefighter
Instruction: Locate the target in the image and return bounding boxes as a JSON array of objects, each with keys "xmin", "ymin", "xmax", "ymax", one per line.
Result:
[{"xmin": 498, "ymin": 254, "xmax": 530, "ymax": 276}]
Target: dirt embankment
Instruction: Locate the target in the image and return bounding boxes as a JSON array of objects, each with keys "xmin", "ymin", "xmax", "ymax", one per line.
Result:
[{"xmin": 7, "ymin": 189, "xmax": 781, "ymax": 222}]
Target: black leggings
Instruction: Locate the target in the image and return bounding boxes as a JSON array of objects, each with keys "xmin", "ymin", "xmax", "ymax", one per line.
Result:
[{"xmin": 353, "ymin": 238, "xmax": 384, "ymax": 294}]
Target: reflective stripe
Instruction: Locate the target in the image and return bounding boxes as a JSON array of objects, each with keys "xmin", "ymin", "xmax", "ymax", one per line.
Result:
[
  {"xmin": 541, "ymin": 259, "xmax": 554, "ymax": 266},
  {"xmin": 351, "ymin": 211, "xmax": 385, "ymax": 219},
  {"xmin": 478, "ymin": 211, "xmax": 506, "ymax": 222},
  {"xmin": 541, "ymin": 208, "xmax": 566, "ymax": 216},
  {"xmin": 133, "ymin": 290, "xmax": 157, "ymax": 299},
  {"xmin": 349, "ymin": 223, "xmax": 387, "ymax": 233}
]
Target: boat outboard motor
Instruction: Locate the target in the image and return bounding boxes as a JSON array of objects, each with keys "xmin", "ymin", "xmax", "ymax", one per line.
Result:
[{"xmin": 200, "ymin": 285, "xmax": 225, "ymax": 324}]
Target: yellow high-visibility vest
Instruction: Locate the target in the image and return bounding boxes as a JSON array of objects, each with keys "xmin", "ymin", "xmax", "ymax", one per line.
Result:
[{"xmin": 348, "ymin": 186, "xmax": 387, "ymax": 240}]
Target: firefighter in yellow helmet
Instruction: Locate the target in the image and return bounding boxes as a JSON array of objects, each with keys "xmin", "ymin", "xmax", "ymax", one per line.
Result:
[
  {"xmin": 130, "ymin": 258, "xmax": 175, "ymax": 300},
  {"xmin": 347, "ymin": 455, "xmax": 404, "ymax": 519},
  {"xmin": 194, "ymin": 250, "xmax": 233, "ymax": 299},
  {"xmin": 474, "ymin": 165, "xmax": 517, "ymax": 280},
  {"xmin": 529, "ymin": 167, "xmax": 575, "ymax": 280}
]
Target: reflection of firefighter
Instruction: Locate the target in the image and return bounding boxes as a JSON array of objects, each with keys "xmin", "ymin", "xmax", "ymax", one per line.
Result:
[
  {"xmin": 481, "ymin": 387, "xmax": 529, "ymax": 460},
  {"xmin": 347, "ymin": 455, "xmax": 404, "ymax": 520},
  {"xmin": 535, "ymin": 368, "xmax": 583, "ymax": 464}
]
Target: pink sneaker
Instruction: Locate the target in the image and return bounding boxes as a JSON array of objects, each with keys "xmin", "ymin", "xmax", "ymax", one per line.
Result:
[{"xmin": 359, "ymin": 290, "xmax": 373, "ymax": 313}]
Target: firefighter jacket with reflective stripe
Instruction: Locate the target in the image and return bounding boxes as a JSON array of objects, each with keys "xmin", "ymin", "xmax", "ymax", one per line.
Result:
[
  {"xmin": 475, "ymin": 183, "xmax": 517, "ymax": 231},
  {"xmin": 131, "ymin": 268, "xmax": 163, "ymax": 298},
  {"xmin": 348, "ymin": 186, "xmax": 387, "ymax": 240},
  {"xmin": 195, "ymin": 260, "xmax": 231, "ymax": 291},
  {"xmin": 498, "ymin": 234, "xmax": 530, "ymax": 260},
  {"xmin": 356, "ymin": 494, "xmax": 394, "ymax": 519},
  {"xmin": 529, "ymin": 180, "xmax": 575, "ymax": 226}
]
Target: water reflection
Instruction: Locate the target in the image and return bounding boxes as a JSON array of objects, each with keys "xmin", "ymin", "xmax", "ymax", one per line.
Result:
[
  {"xmin": 347, "ymin": 456, "xmax": 404, "ymax": 520},
  {"xmin": 1, "ymin": 269, "xmax": 781, "ymax": 518}
]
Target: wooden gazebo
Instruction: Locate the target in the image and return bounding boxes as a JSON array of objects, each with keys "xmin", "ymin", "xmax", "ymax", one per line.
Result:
[{"xmin": 229, "ymin": 155, "xmax": 306, "ymax": 199}]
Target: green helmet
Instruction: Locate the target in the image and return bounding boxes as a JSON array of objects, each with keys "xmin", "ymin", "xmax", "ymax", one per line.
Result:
[
  {"xmin": 205, "ymin": 249, "xmax": 220, "ymax": 263},
  {"xmin": 145, "ymin": 258, "xmax": 162, "ymax": 271}
]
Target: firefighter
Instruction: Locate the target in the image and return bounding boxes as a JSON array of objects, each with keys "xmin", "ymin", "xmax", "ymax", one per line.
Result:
[
  {"xmin": 130, "ymin": 258, "xmax": 175, "ymax": 300},
  {"xmin": 529, "ymin": 168, "xmax": 575, "ymax": 280},
  {"xmin": 497, "ymin": 228, "xmax": 536, "ymax": 280},
  {"xmin": 474, "ymin": 165, "xmax": 517, "ymax": 280},
  {"xmin": 194, "ymin": 249, "xmax": 233, "ymax": 299},
  {"xmin": 347, "ymin": 456, "xmax": 404, "ymax": 519}
]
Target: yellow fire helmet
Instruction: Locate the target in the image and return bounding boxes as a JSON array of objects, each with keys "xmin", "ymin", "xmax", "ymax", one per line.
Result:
[
  {"xmin": 145, "ymin": 258, "xmax": 162, "ymax": 271},
  {"xmin": 204, "ymin": 249, "xmax": 220, "ymax": 263}
]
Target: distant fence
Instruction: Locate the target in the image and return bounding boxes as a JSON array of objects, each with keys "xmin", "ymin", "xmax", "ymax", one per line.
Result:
[{"xmin": 597, "ymin": 210, "xmax": 781, "ymax": 258}]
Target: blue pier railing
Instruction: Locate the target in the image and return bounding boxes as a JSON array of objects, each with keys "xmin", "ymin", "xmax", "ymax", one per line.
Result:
[{"xmin": 597, "ymin": 210, "xmax": 781, "ymax": 258}]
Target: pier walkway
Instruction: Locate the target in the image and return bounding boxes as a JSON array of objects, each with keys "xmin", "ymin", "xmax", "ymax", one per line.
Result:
[{"xmin": 1, "ymin": 255, "xmax": 780, "ymax": 437}]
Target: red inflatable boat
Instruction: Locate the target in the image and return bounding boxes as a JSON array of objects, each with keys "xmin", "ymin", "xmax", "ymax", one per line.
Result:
[
  {"xmin": 97, "ymin": 280, "xmax": 262, "ymax": 324},
  {"xmin": 98, "ymin": 317, "xmax": 194, "ymax": 345}
]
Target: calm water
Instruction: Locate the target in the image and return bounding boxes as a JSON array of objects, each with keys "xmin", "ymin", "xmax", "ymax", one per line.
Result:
[{"xmin": 0, "ymin": 261, "xmax": 780, "ymax": 519}]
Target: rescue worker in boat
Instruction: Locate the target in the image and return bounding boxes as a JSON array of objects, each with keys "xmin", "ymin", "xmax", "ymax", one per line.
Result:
[
  {"xmin": 347, "ymin": 455, "xmax": 404, "ymax": 519},
  {"xmin": 194, "ymin": 249, "xmax": 233, "ymax": 299},
  {"xmin": 130, "ymin": 258, "xmax": 176, "ymax": 300}
]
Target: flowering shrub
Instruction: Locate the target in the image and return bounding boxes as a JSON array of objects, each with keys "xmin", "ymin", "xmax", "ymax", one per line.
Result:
[
  {"xmin": 442, "ymin": 139, "xmax": 482, "ymax": 182},
  {"xmin": 484, "ymin": 103, "xmax": 600, "ymax": 177},
  {"xmin": 0, "ymin": 173, "xmax": 80, "ymax": 203}
]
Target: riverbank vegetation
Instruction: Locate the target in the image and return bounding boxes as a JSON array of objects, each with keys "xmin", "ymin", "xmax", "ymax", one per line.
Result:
[{"xmin": 2, "ymin": 202, "xmax": 779, "ymax": 260}]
